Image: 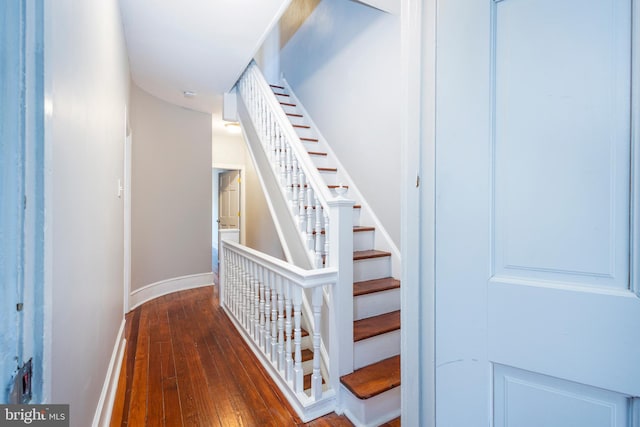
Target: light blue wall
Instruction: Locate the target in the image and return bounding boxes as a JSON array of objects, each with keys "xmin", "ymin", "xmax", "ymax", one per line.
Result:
[
  {"xmin": 0, "ymin": 0, "xmax": 46, "ymax": 404},
  {"xmin": 0, "ymin": 0, "xmax": 25, "ymax": 403},
  {"xmin": 279, "ymin": 0, "xmax": 402, "ymax": 246}
]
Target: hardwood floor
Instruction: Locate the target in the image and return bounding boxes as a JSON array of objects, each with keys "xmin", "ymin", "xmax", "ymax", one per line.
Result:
[{"xmin": 109, "ymin": 285, "xmax": 355, "ymax": 427}]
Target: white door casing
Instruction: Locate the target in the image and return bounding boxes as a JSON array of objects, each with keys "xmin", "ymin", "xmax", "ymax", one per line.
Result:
[{"xmin": 435, "ymin": 0, "xmax": 640, "ymax": 426}]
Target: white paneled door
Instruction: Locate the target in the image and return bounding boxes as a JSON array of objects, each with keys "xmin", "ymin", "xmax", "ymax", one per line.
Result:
[{"xmin": 434, "ymin": 0, "xmax": 640, "ymax": 426}]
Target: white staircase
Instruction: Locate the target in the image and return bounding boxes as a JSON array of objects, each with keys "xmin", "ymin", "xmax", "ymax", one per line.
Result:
[{"xmin": 226, "ymin": 61, "xmax": 401, "ymax": 426}]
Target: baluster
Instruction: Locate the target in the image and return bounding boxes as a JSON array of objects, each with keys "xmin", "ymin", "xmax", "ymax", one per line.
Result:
[
  {"xmin": 285, "ymin": 142, "xmax": 293, "ymax": 203},
  {"xmin": 241, "ymin": 257, "xmax": 248, "ymax": 329},
  {"xmin": 279, "ymin": 131, "xmax": 287, "ymax": 186},
  {"xmin": 306, "ymin": 187, "xmax": 315, "ymax": 250},
  {"xmin": 298, "ymin": 171, "xmax": 307, "ymax": 232},
  {"xmin": 233, "ymin": 252, "xmax": 241, "ymax": 316},
  {"xmin": 314, "ymin": 195, "xmax": 323, "ymax": 268},
  {"xmin": 311, "ymin": 287, "xmax": 323, "ymax": 401},
  {"xmin": 245, "ymin": 257, "xmax": 252, "ymax": 330},
  {"xmin": 259, "ymin": 266, "xmax": 266, "ymax": 349},
  {"xmin": 264, "ymin": 271, "xmax": 271, "ymax": 355},
  {"xmin": 273, "ymin": 127, "xmax": 281, "ymax": 174},
  {"xmin": 323, "ymin": 209, "xmax": 330, "ymax": 268},
  {"xmin": 291, "ymin": 157, "xmax": 299, "ymax": 213},
  {"xmin": 293, "ymin": 287, "xmax": 303, "ymax": 392},
  {"xmin": 284, "ymin": 280, "xmax": 293, "ymax": 381},
  {"xmin": 277, "ymin": 276, "xmax": 285, "ymax": 371},
  {"xmin": 227, "ymin": 250, "xmax": 235, "ymax": 314},
  {"xmin": 264, "ymin": 110, "xmax": 271, "ymax": 153},
  {"xmin": 254, "ymin": 263, "xmax": 260, "ymax": 340},
  {"xmin": 268, "ymin": 118, "xmax": 276, "ymax": 163},
  {"xmin": 271, "ymin": 273, "xmax": 278, "ymax": 364},
  {"xmin": 249, "ymin": 261, "xmax": 255, "ymax": 338}
]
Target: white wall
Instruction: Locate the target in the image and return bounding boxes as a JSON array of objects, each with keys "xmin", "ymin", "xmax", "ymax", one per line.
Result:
[
  {"xmin": 279, "ymin": 0, "xmax": 401, "ymax": 246},
  {"xmin": 130, "ymin": 84, "xmax": 212, "ymax": 291},
  {"xmin": 44, "ymin": 0, "xmax": 129, "ymax": 425}
]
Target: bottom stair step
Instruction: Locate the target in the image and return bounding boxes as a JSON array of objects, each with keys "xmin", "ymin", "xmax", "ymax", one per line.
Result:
[{"xmin": 340, "ymin": 355, "xmax": 400, "ymax": 400}]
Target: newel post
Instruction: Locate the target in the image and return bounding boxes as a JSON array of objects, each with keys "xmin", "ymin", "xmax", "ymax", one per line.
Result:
[{"xmin": 327, "ymin": 188, "xmax": 355, "ymax": 405}]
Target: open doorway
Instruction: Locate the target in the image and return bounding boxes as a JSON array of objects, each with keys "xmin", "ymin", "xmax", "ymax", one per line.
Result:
[{"xmin": 212, "ymin": 166, "xmax": 244, "ymax": 275}]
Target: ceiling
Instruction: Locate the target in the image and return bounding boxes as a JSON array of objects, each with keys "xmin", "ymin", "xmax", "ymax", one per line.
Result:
[{"xmin": 119, "ymin": 0, "xmax": 292, "ymax": 115}]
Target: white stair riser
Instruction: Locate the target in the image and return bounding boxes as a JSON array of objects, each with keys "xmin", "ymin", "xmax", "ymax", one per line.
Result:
[
  {"xmin": 280, "ymin": 103, "xmax": 299, "ymax": 115},
  {"xmin": 353, "ymin": 230, "xmax": 375, "ymax": 252},
  {"xmin": 354, "ymin": 288, "xmax": 400, "ymax": 321},
  {"xmin": 318, "ymin": 170, "xmax": 338, "ymax": 186},
  {"xmin": 353, "ymin": 208, "xmax": 361, "ymax": 227},
  {"xmin": 353, "ymin": 329, "xmax": 400, "ymax": 370},
  {"xmin": 302, "ymin": 140, "xmax": 321, "ymax": 151},
  {"xmin": 309, "ymin": 154, "xmax": 330, "ymax": 169},
  {"xmin": 341, "ymin": 384, "xmax": 401, "ymax": 427},
  {"xmin": 353, "ymin": 256, "xmax": 391, "ymax": 282},
  {"xmin": 294, "ymin": 127, "xmax": 317, "ymax": 140}
]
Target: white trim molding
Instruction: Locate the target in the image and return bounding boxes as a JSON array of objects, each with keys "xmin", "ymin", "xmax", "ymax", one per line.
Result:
[
  {"xmin": 129, "ymin": 272, "xmax": 214, "ymax": 311},
  {"xmin": 92, "ymin": 319, "xmax": 126, "ymax": 427}
]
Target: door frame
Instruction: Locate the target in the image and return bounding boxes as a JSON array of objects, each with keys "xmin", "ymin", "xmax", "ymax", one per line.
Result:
[
  {"xmin": 212, "ymin": 163, "xmax": 245, "ymax": 259},
  {"xmin": 123, "ymin": 123, "xmax": 132, "ymax": 313},
  {"xmin": 400, "ymin": 0, "xmax": 437, "ymax": 426}
]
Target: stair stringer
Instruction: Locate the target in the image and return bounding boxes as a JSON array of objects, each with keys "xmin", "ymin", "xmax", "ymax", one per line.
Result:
[{"xmin": 281, "ymin": 77, "xmax": 401, "ymax": 279}]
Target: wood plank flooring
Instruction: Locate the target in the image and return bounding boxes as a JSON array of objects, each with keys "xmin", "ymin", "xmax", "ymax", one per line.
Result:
[{"xmin": 109, "ymin": 285, "xmax": 354, "ymax": 427}]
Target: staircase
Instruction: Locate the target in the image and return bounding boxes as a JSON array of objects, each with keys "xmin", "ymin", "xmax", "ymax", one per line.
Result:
[{"xmin": 270, "ymin": 83, "xmax": 401, "ymax": 426}]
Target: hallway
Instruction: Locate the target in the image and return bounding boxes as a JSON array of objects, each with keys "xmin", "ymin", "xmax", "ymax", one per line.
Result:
[{"xmin": 108, "ymin": 285, "xmax": 356, "ymax": 426}]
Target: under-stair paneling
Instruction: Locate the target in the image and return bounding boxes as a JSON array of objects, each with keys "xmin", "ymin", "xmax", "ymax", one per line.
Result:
[{"xmin": 279, "ymin": 0, "xmax": 402, "ymax": 247}]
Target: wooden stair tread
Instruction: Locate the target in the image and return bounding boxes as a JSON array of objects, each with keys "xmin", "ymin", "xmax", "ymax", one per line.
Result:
[
  {"xmin": 270, "ymin": 84, "xmax": 285, "ymax": 89},
  {"xmin": 353, "ymin": 205, "xmax": 362, "ymax": 209},
  {"xmin": 273, "ymin": 92, "xmax": 290, "ymax": 97},
  {"xmin": 308, "ymin": 151, "xmax": 327, "ymax": 156},
  {"xmin": 353, "ymin": 250, "xmax": 391, "ymax": 260},
  {"xmin": 300, "ymin": 137, "xmax": 319, "ymax": 142},
  {"xmin": 293, "ymin": 124, "xmax": 311, "ymax": 129},
  {"xmin": 292, "ymin": 348, "xmax": 314, "ymax": 362},
  {"xmin": 353, "ymin": 226, "xmax": 375, "ymax": 233},
  {"xmin": 287, "ymin": 112, "xmax": 303, "ymax": 118},
  {"xmin": 353, "ymin": 311, "xmax": 400, "ymax": 342},
  {"xmin": 340, "ymin": 355, "xmax": 400, "ymax": 399},
  {"xmin": 280, "ymin": 102, "xmax": 296, "ymax": 107},
  {"xmin": 318, "ymin": 167, "xmax": 338, "ymax": 172},
  {"xmin": 354, "ymin": 277, "xmax": 400, "ymax": 297}
]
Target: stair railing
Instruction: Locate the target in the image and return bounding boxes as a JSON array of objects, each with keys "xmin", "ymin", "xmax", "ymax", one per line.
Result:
[
  {"xmin": 224, "ymin": 60, "xmax": 356, "ymax": 418},
  {"xmin": 219, "ymin": 240, "xmax": 336, "ymax": 417}
]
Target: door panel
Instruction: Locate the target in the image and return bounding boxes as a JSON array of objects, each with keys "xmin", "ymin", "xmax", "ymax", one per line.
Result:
[
  {"xmin": 494, "ymin": 365, "xmax": 629, "ymax": 427},
  {"xmin": 493, "ymin": 0, "xmax": 631, "ymax": 288},
  {"xmin": 219, "ymin": 170, "xmax": 239, "ymax": 229},
  {"xmin": 435, "ymin": 0, "xmax": 640, "ymax": 425}
]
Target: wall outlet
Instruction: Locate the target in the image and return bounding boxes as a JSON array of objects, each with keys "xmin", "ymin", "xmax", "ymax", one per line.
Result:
[{"xmin": 9, "ymin": 358, "xmax": 32, "ymax": 404}]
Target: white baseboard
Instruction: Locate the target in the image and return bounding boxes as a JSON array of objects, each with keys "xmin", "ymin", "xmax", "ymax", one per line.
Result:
[
  {"xmin": 92, "ymin": 319, "xmax": 126, "ymax": 427},
  {"xmin": 128, "ymin": 272, "xmax": 214, "ymax": 311}
]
